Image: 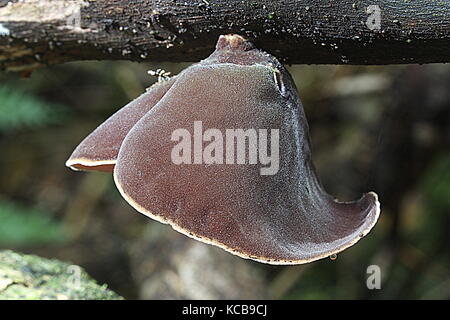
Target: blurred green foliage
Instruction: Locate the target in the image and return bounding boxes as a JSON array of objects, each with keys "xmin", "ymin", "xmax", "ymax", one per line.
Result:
[
  {"xmin": 0, "ymin": 84, "xmax": 68, "ymax": 246},
  {"xmin": 0, "ymin": 199, "xmax": 66, "ymax": 246},
  {"xmin": 414, "ymin": 154, "xmax": 450, "ymax": 253},
  {"xmin": 0, "ymin": 85, "xmax": 68, "ymax": 133},
  {"xmin": 422, "ymin": 154, "xmax": 450, "ymax": 210}
]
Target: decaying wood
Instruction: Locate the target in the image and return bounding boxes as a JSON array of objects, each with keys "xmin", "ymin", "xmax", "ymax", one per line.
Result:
[{"xmin": 0, "ymin": 0, "xmax": 449, "ymax": 72}]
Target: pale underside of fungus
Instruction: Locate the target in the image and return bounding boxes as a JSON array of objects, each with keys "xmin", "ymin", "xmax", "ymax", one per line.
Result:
[{"xmin": 66, "ymin": 34, "xmax": 380, "ymax": 265}]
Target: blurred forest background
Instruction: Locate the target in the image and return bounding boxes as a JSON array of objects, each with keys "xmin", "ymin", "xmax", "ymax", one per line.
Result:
[{"xmin": 0, "ymin": 59, "xmax": 448, "ymax": 299}]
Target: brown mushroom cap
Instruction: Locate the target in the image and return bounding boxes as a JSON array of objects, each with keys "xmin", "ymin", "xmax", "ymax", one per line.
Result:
[
  {"xmin": 66, "ymin": 78, "xmax": 176, "ymax": 172},
  {"xmin": 113, "ymin": 35, "xmax": 380, "ymax": 264}
]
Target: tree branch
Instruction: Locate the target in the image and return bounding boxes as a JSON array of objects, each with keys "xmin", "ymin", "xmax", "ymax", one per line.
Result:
[{"xmin": 0, "ymin": 0, "xmax": 449, "ymax": 72}]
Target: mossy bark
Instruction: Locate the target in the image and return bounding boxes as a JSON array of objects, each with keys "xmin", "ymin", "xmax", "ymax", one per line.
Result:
[{"xmin": 0, "ymin": 250, "xmax": 123, "ymax": 300}]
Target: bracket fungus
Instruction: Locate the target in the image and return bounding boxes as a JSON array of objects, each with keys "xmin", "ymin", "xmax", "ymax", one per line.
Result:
[
  {"xmin": 66, "ymin": 34, "xmax": 380, "ymax": 264},
  {"xmin": 66, "ymin": 77, "xmax": 176, "ymax": 172}
]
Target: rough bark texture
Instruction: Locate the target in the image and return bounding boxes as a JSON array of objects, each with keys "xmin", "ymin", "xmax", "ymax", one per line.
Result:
[
  {"xmin": 0, "ymin": 0, "xmax": 449, "ymax": 72},
  {"xmin": 0, "ymin": 250, "xmax": 122, "ymax": 299}
]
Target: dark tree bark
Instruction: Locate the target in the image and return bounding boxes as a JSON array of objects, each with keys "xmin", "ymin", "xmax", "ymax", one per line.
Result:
[{"xmin": 0, "ymin": 0, "xmax": 449, "ymax": 72}]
